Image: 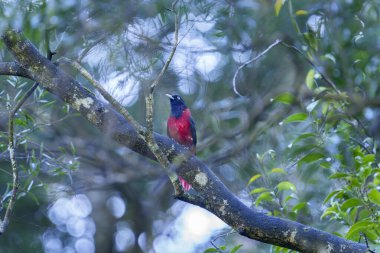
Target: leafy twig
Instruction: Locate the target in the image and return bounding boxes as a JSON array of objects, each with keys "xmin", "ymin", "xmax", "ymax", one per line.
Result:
[
  {"xmin": 0, "ymin": 82, "xmax": 39, "ymax": 234},
  {"xmin": 0, "ymin": 28, "xmax": 54, "ymax": 234},
  {"xmin": 232, "ymin": 39, "xmax": 282, "ymax": 96}
]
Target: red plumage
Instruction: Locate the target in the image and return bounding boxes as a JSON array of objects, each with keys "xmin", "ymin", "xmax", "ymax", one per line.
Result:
[
  {"xmin": 166, "ymin": 94, "xmax": 197, "ymax": 191},
  {"xmin": 167, "ymin": 108, "xmax": 196, "ymax": 154}
]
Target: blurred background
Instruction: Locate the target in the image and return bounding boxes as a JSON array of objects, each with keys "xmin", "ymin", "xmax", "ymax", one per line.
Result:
[{"xmin": 0, "ymin": 0, "xmax": 379, "ymax": 252}]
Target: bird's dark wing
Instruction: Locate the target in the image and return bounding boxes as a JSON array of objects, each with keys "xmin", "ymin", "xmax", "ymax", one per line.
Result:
[{"xmin": 190, "ymin": 117, "xmax": 197, "ymax": 146}]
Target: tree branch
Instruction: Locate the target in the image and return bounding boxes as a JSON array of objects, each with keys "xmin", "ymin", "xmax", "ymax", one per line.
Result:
[
  {"xmin": 0, "ymin": 62, "xmax": 30, "ymax": 78},
  {"xmin": 1, "ymin": 29, "xmax": 369, "ymax": 253}
]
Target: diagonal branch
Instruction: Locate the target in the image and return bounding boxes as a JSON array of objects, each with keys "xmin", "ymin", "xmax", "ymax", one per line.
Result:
[
  {"xmin": 0, "ymin": 62, "xmax": 30, "ymax": 78},
  {"xmin": 1, "ymin": 29, "xmax": 369, "ymax": 253}
]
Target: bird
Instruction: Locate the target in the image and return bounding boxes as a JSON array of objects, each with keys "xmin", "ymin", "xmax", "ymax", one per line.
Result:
[{"xmin": 166, "ymin": 94, "xmax": 197, "ymax": 191}]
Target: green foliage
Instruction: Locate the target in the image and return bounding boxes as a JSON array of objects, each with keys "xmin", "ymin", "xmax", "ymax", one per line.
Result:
[
  {"xmin": 203, "ymin": 244, "xmax": 243, "ymax": 253},
  {"xmin": 246, "ymin": 1, "xmax": 380, "ymax": 251},
  {"xmin": 283, "ymin": 113, "xmax": 308, "ymax": 124},
  {"xmin": 322, "ymin": 146, "xmax": 380, "ymax": 241}
]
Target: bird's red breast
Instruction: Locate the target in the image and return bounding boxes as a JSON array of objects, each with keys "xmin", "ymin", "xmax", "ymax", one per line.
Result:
[{"xmin": 167, "ymin": 108, "xmax": 196, "ymax": 153}]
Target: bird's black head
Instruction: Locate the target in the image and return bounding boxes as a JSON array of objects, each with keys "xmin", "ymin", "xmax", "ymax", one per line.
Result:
[{"xmin": 166, "ymin": 94, "xmax": 188, "ymax": 118}]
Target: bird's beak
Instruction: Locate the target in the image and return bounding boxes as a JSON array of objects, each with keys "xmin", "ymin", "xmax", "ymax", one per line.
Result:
[{"xmin": 166, "ymin": 94, "xmax": 174, "ymax": 99}]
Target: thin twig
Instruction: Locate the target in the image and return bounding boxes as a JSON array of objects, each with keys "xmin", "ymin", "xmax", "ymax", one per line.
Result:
[
  {"xmin": 77, "ymin": 34, "xmax": 109, "ymax": 63},
  {"xmin": 210, "ymin": 230, "xmax": 238, "ymax": 253},
  {"xmin": 359, "ymin": 232, "xmax": 375, "ymax": 253},
  {"xmin": 0, "ymin": 82, "xmax": 39, "ymax": 234},
  {"xmin": 149, "ymin": 6, "xmax": 179, "ymax": 93},
  {"xmin": 279, "ymin": 41, "xmax": 339, "ymax": 93},
  {"xmin": 45, "ymin": 27, "xmax": 56, "ymax": 61},
  {"xmin": 144, "ymin": 3, "xmax": 184, "ymax": 193},
  {"xmin": 232, "ymin": 39, "xmax": 282, "ymax": 97}
]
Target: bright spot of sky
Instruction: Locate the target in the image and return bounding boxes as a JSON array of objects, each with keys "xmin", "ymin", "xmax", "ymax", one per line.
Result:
[
  {"xmin": 307, "ymin": 15, "xmax": 325, "ymax": 37},
  {"xmin": 75, "ymin": 238, "xmax": 95, "ymax": 253},
  {"xmin": 192, "ymin": 13, "xmax": 215, "ymax": 33},
  {"xmin": 126, "ymin": 17, "xmax": 161, "ymax": 45},
  {"xmin": 102, "ymin": 72, "xmax": 139, "ymax": 107},
  {"xmin": 232, "ymin": 48, "xmax": 252, "ymax": 64},
  {"xmin": 195, "ymin": 52, "xmax": 221, "ymax": 77},
  {"xmin": 306, "ymin": 100, "xmax": 319, "ymax": 112},
  {"xmin": 171, "ymin": 31, "xmax": 222, "ymax": 94},
  {"xmin": 106, "ymin": 195, "xmax": 126, "ymax": 218},
  {"xmin": 114, "ymin": 221, "xmax": 136, "ymax": 251},
  {"xmin": 45, "ymin": 194, "xmax": 96, "ymax": 253},
  {"xmin": 153, "ymin": 204, "xmax": 227, "ymax": 253},
  {"xmin": 364, "ymin": 108, "xmax": 374, "ymax": 119},
  {"xmin": 82, "ymin": 13, "xmax": 224, "ymax": 103}
]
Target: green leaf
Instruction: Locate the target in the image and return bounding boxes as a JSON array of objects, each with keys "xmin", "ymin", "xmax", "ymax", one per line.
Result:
[
  {"xmin": 360, "ymin": 229, "xmax": 378, "ymax": 242},
  {"xmin": 256, "ymin": 192, "xmax": 273, "ymax": 206},
  {"xmin": 368, "ymin": 189, "xmax": 380, "ymax": 205},
  {"xmin": 321, "ymin": 205, "xmax": 339, "ymax": 220},
  {"xmin": 306, "ymin": 69, "xmax": 315, "ymax": 90},
  {"xmin": 284, "ymin": 195, "xmax": 296, "ymax": 204},
  {"xmin": 283, "ymin": 113, "xmax": 308, "ymax": 123},
  {"xmin": 269, "ymin": 168, "xmax": 286, "ymax": 174},
  {"xmin": 203, "ymin": 248, "xmax": 218, "ymax": 253},
  {"xmin": 247, "ymin": 174, "xmax": 261, "ymax": 185},
  {"xmin": 322, "ymin": 53, "xmax": 336, "ymax": 64},
  {"xmin": 274, "ymin": 0, "xmax": 286, "ymax": 16},
  {"xmin": 362, "ymin": 154, "xmax": 375, "ymax": 164},
  {"xmin": 374, "ymin": 172, "xmax": 380, "ymax": 186},
  {"xmin": 329, "ymin": 172, "xmax": 349, "ymax": 179},
  {"xmin": 213, "ymin": 30, "xmax": 225, "ymax": 37},
  {"xmin": 298, "ymin": 153, "xmax": 325, "ymax": 165},
  {"xmin": 320, "ymin": 161, "xmax": 331, "ymax": 168},
  {"xmin": 303, "ymin": 32, "xmax": 319, "ymax": 50},
  {"xmin": 295, "ymin": 10, "xmax": 308, "ymax": 16},
  {"xmin": 341, "ymin": 198, "xmax": 362, "ymax": 211},
  {"xmin": 273, "ymin": 92, "xmax": 295, "ymax": 104},
  {"xmin": 276, "ymin": 181, "xmax": 296, "ymax": 192},
  {"xmin": 346, "ymin": 220, "xmax": 374, "ymax": 239},
  {"xmin": 323, "ymin": 190, "xmax": 341, "ymax": 204},
  {"xmin": 291, "ymin": 133, "xmax": 316, "ymax": 146},
  {"xmin": 230, "ymin": 244, "xmax": 243, "ymax": 253},
  {"xmin": 27, "ymin": 191, "xmax": 41, "ymax": 206},
  {"xmin": 292, "ymin": 202, "xmax": 307, "ymax": 213},
  {"xmin": 250, "ymin": 187, "xmax": 270, "ymax": 194}
]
